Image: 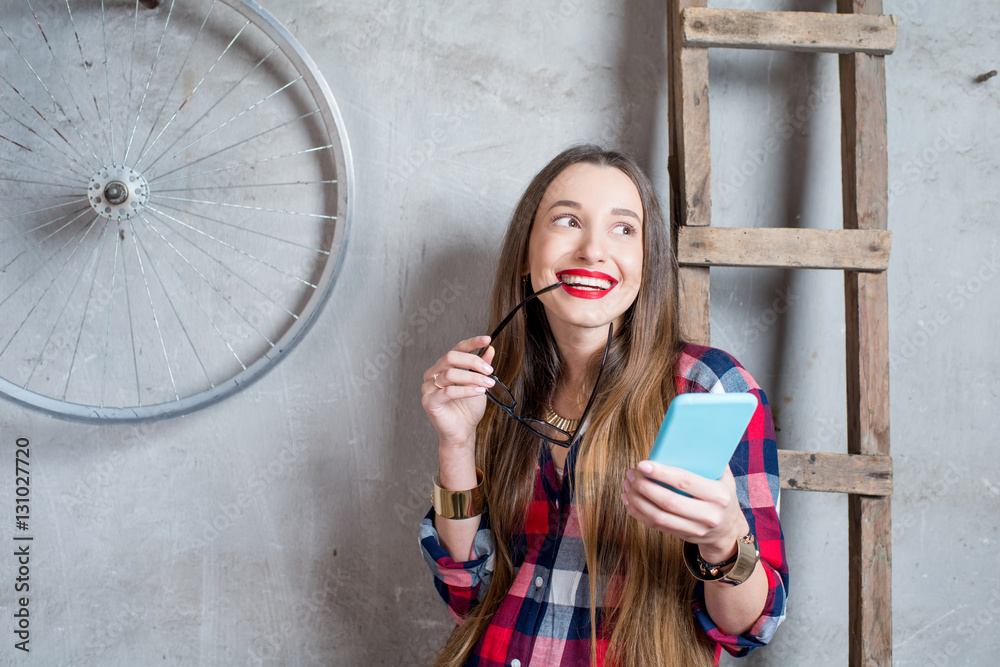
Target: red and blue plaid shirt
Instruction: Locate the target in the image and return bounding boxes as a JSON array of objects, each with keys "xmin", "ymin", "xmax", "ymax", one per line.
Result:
[{"xmin": 420, "ymin": 344, "xmax": 788, "ymax": 666}]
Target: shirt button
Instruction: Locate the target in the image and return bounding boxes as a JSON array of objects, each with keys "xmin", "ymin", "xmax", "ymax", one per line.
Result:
[
  {"xmin": 534, "ymin": 576, "xmax": 544, "ymax": 588},
  {"xmin": 511, "ymin": 660, "xmax": 521, "ymax": 667}
]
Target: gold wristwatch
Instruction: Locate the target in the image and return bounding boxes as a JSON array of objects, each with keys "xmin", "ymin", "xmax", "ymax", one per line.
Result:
[{"xmin": 683, "ymin": 531, "xmax": 759, "ymax": 586}]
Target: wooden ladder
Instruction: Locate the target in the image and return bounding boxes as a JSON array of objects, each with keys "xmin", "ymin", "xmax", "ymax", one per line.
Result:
[{"xmin": 666, "ymin": 2, "xmax": 895, "ymax": 664}]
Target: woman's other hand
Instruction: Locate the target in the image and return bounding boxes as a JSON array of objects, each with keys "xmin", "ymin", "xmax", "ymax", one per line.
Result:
[
  {"xmin": 621, "ymin": 461, "xmax": 748, "ymax": 563},
  {"xmin": 421, "ymin": 336, "xmax": 497, "ymax": 453}
]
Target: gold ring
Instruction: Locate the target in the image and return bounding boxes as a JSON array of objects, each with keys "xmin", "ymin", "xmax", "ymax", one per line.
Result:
[{"xmin": 433, "ymin": 373, "xmax": 444, "ymax": 389}]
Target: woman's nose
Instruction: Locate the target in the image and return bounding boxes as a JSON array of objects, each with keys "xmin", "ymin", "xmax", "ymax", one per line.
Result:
[{"xmin": 575, "ymin": 228, "xmax": 606, "ymax": 264}]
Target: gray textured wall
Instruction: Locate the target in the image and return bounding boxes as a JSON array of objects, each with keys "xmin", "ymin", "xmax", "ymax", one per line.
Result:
[{"xmin": 1, "ymin": 0, "xmax": 998, "ymax": 665}]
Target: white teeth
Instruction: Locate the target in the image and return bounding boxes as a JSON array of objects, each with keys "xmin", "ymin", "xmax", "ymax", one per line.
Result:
[{"xmin": 560, "ymin": 275, "xmax": 613, "ymax": 290}]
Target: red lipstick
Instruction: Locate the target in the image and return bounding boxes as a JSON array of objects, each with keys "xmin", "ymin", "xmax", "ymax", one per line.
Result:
[{"xmin": 555, "ymin": 269, "xmax": 618, "ymax": 300}]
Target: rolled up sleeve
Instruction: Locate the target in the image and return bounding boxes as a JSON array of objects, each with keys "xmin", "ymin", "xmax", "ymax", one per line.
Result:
[
  {"xmin": 419, "ymin": 508, "xmax": 496, "ymax": 623},
  {"xmin": 691, "ymin": 383, "xmax": 789, "ymax": 658}
]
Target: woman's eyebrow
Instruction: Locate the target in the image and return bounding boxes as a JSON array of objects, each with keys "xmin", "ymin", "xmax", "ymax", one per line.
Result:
[
  {"xmin": 546, "ymin": 200, "xmax": 641, "ymax": 221},
  {"xmin": 611, "ymin": 207, "xmax": 640, "ymax": 221},
  {"xmin": 547, "ymin": 199, "xmax": 582, "ymax": 212}
]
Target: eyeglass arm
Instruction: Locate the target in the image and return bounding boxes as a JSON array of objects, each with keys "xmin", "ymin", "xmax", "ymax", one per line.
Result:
[{"xmin": 477, "ymin": 281, "xmax": 564, "ymax": 357}]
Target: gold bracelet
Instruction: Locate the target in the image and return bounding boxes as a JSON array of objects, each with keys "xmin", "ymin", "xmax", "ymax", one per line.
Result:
[{"xmin": 432, "ymin": 468, "xmax": 485, "ymax": 520}]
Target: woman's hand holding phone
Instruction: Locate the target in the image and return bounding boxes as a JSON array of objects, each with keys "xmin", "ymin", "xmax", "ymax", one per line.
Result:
[
  {"xmin": 621, "ymin": 393, "xmax": 757, "ymax": 562},
  {"xmin": 621, "ymin": 461, "xmax": 748, "ymax": 563}
]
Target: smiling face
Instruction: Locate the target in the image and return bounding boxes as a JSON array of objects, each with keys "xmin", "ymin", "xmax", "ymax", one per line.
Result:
[{"xmin": 525, "ymin": 162, "xmax": 644, "ymax": 334}]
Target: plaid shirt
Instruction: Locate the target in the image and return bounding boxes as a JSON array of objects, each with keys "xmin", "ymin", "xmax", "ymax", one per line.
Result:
[{"xmin": 420, "ymin": 343, "xmax": 788, "ymax": 666}]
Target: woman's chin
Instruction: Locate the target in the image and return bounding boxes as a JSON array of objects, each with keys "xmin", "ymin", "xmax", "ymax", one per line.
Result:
[{"xmin": 547, "ymin": 313, "xmax": 617, "ymax": 334}]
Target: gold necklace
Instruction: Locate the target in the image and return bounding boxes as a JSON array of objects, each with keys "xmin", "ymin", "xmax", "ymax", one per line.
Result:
[{"xmin": 544, "ymin": 400, "xmax": 579, "ymax": 433}]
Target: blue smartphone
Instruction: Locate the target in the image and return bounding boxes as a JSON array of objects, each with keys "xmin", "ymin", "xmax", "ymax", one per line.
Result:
[{"xmin": 647, "ymin": 393, "xmax": 758, "ymax": 492}]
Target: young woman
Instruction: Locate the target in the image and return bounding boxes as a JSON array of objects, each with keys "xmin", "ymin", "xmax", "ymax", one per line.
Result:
[{"xmin": 419, "ymin": 145, "xmax": 787, "ymax": 666}]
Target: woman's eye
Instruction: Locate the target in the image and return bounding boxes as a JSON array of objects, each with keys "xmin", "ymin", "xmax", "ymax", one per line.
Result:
[
  {"xmin": 612, "ymin": 223, "xmax": 637, "ymax": 236},
  {"xmin": 553, "ymin": 215, "xmax": 578, "ymax": 228}
]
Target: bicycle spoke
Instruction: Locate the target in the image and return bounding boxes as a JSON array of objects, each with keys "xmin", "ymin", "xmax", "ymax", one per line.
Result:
[
  {"xmin": 149, "ymin": 205, "xmax": 305, "ymax": 312},
  {"xmin": 0, "ymin": 214, "xmax": 89, "ymax": 313},
  {"xmin": 0, "ymin": 220, "xmax": 92, "ymax": 360},
  {"xmin": 136, "ymin": 19, "xmax": 251, "ymax": 168},
  {"xmin": 0, "ymin": 22, "xmax": 102, "ymax": 163},
  {"xmin": 126, "ymin": 1, "xmax": 140, "ymax": 145},
  {"xmin": 137, "ymin": 213, "xmax": 248, "ymax": 370},
  {"xmin": 0, "ymin": 105, "xmax": 94, "ymax": 179},
  {"xmin": 100, "ymin": 0, "xmax": 116, "ymax": 161},
  {"xmin": 150, "ymin": 201, "xmax": 330, "ymax": 254},
  {"xmin": 150, "ymin": 194, "xmax": 335, "ymax": 220},
  {"xmin": 133, "ymin": 0, "xmax": 219, "ymax": 163},
  {"xmin": 140, "ymin": 210, "xmax": 275, "ymax": 348},
  {"xmin": 0, "ymin": 151, "xmax": 88, "ymax": 188},
  {"xmin": 0, "ymin": 193, "xmax": 79, "ymax": 203},
  {"xmin": 154, "ymin": 179, "xmax": 337, "ymax": 193},
  {"xmin": 0, "ymin": 157, "xmax": 87, "ymax": 191},
  {"xmin": 131, "ymin": 221, "xmax": 214, "ymax": 389},
  {"xmin": 63, "ymin": 0, "xmax": 114, "ymax": 161},
  {"xmin": 0, "ymin": 136, "xmax": 87, "ymax": 183},
  {"xmin": 0, "ymin": 175, "xmax": 82, "ymax": 191},
  {"xmin": 1, "ymin": 207, "xmax": 90, "ymax": 272},
  {"xmin": 119, "ymin": 222, "xmax": 142, "ymax": 405},
  {"xmin": 147, "ymin": 109, "xmax": 321, "ymax": 181},
  {"xmin": 24, "ymin": 215, "xmax": 103, "ymax": 388},
  {"xmin": 0, "ymin": 71, "xmax": 88, "ymax": 164},
  {"xmin": 148, "ymin": 144, "xmax": 334, "ymax": 186},
  {"xmin": 127, "ymin": 218, "xmax": 177, "ymax": 399},
  {"xmin": 99, "ymin": 223, "xmax": 122, "ymax": 408},
  {"xmin": 62, "ymin": 219, "xmax": 111, "ymax": 400},
  {"xmin": 140, "ymin": 43, "xmax": 280, "ymax": 171},
  {"xmin": 144, "ymin": 74, "xmax": 302, "ymax": 175},
  {"xmin": 0, "ymin": 133, "xmax": 30, "ymax": 152},
  {"xmin": 0, "ymin": 198, "xmax": 89, "ymax": 224},
  {"xmin": 123, "ymin": 0, "xmax": 177, "ymax": 164},
  {"xmin": 24, "ymin": 0, "xmax": 107, "ymax": 164},
  {"xmin": 146, "ymin": 204, "xmax": 318, "ymax": 286},
  {"xmin": 0, "ymin": 204, "xmax": 90, "ymax": 246}
]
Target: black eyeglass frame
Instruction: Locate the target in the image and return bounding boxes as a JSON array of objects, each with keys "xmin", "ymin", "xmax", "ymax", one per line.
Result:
[{"xmin": 477, "ymin": 281, "xmax": 612, "ymax": 449}]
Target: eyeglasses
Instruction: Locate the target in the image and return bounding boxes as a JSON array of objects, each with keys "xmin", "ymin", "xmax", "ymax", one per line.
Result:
[{"xmin": 477, "ymin": 281, "xmax": 612, "ymax": 449}]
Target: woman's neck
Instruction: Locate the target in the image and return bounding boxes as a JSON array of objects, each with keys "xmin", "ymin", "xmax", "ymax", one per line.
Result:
[{"xmin": 548, "ymin": 320, "xmax": 609, "ymax": 418}]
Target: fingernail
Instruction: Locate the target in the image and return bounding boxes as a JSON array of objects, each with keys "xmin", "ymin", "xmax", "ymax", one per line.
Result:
[
  {"xmin": 484, "ymin": 365, "xmax": 493, "ymax": 374},
  {"xmin": 475, "ymin": 387, "xmax": 486, "ymax": 393},
  {"xmin": 638, "ymin": 461, "xmax": 652, "ymax": 474},
  {"xmin": 484, "ymin": 377, "xmax": 495, "ymax": 387},
  {"xmin": 625, "ymin": 469, "xmax": 634, "ymax": 482},
  {"xmin": 620, "ymin": 493, "xmax": 629, "ymax": 507},
  {"xmin": 623, "ymin": 478, "xmax": 631, "ymax": 493}
]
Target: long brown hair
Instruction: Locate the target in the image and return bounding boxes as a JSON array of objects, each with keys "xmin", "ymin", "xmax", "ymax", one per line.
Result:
[{"xmin": 434, "ymin": 146, "xmax": 714, "ymax": 666}]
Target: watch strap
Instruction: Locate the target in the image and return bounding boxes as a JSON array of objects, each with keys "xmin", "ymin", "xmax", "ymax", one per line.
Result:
[{"xmin": 684, "ymin": 531, "xmax": 759, "ymax": 586}]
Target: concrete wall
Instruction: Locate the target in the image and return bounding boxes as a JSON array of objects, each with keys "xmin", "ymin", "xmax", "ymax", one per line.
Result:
[{"xmin": 1, "ymin": 0, "xmax": 997, "ymax": 665}]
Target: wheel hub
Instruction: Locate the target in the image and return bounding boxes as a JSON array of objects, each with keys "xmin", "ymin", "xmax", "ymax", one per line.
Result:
[{"xmin": 88, "ymin": 165, "xmax": 149, "ymax": 220}]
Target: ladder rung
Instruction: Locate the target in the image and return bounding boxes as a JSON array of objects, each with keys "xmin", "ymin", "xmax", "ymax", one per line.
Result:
[
  {"xmin": 779, "ymin": 451, "xmax": 892, "ymax": 495},
  {"xmin": 677, "ymin": 227, "xmax": 891, "ymax": 271},
  {"xmin": 682, "ymin": 8, "xmax": 897, "ymax": 55}
]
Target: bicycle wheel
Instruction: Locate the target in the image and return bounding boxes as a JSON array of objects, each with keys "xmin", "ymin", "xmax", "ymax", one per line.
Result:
[{"xmin": 0, "ymin": 0, "xmax": 353, "ymax": 423}]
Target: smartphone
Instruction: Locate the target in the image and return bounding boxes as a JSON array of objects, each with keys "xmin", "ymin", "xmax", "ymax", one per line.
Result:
[{"xmin": 647, "ymin": 393, "xmax": 758, "ymax": 492}]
